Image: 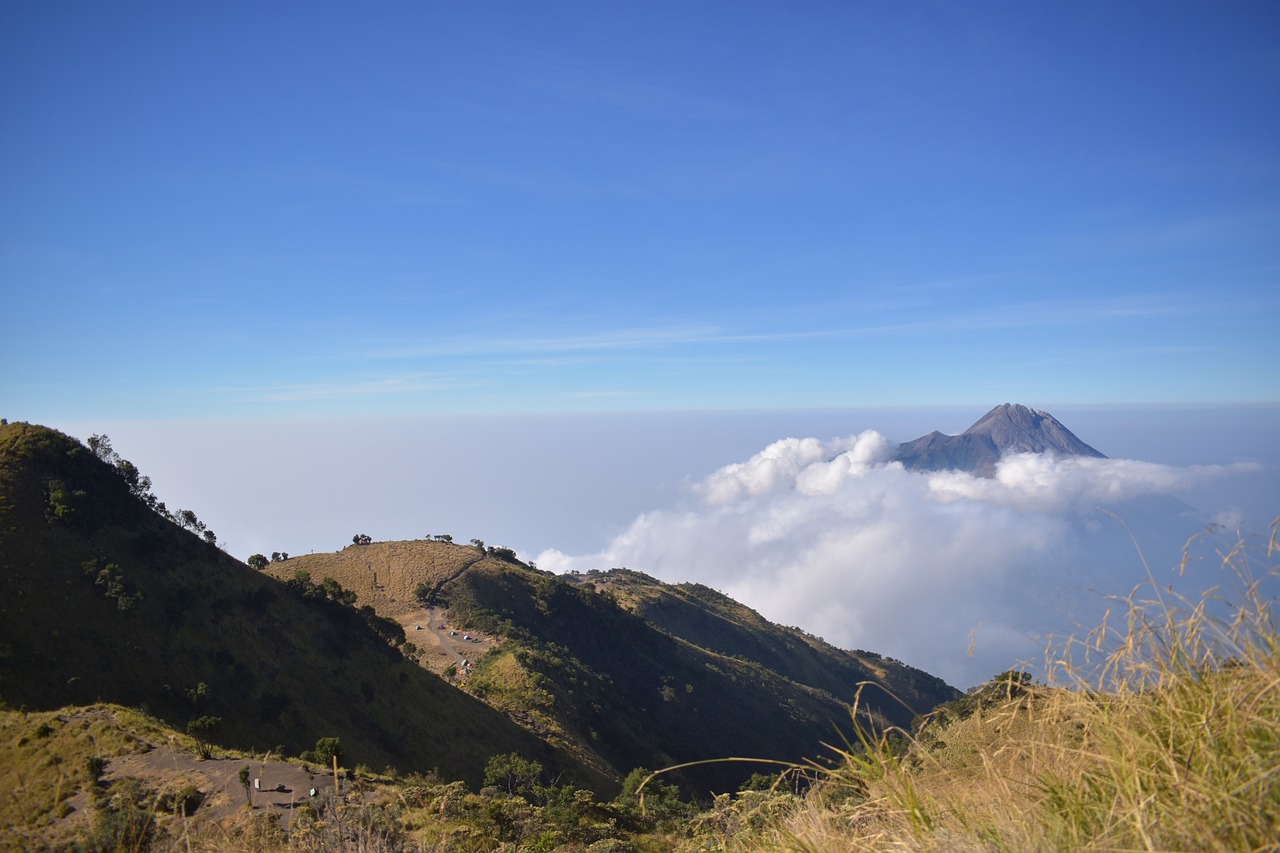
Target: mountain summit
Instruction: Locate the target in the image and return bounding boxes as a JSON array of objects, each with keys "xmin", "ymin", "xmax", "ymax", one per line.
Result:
[{"xmin": 892, "ymin": 403, "xmax": 1105, "ymax": 476}]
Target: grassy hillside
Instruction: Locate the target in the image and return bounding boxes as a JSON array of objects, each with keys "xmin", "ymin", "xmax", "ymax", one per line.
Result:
[
  {"xmin": 276, "ymin": 538, "xmax": 486, "ymax": 617},
  {"xmin": 583, "ymin": 569, "xmax": 956, "ymax": 727},
  {"xmin": 0, "ymin": 422, "xmax": 596, "ymax": 792},
  {"xmin": 0, "ymin": 700, "xmax": 699, "ymax": 852},
  {"xmin": 275, "ymin": 540, "xmax": 959, "ymax": 795},
  {"xmin": 673, "ymin": 524, "xmax": 1280, "ymax": 851}
]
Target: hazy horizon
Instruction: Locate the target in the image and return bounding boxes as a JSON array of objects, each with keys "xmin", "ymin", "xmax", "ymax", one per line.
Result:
[{"xmin": 45, "ymin": 402, "xmax": 1279, "ymax": 687}]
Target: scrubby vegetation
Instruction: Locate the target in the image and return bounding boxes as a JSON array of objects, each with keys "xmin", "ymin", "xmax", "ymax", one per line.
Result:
[
  {"xmin": 685, "ymin": 523, "xmax": 1280, "ymax": 851},
  {"xmin": 9, "ymin": 528, "xmax": 1268, "ymax": 852}
]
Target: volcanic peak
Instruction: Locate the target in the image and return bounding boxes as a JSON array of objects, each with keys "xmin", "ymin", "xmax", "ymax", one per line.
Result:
[{"xmin": 891, "ymin": 403, "xmax": 1105, "ymax": 477}]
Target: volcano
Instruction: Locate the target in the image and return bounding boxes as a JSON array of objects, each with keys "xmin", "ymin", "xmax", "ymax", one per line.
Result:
[{"xmin": 891, "ymin": 403, "xmax": 1105, "ymax": 476}]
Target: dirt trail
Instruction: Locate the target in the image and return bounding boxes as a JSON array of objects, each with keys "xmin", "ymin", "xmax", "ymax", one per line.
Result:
[{"xmin": 400, "ymin": 605, "xmax": 495, "ymax": 678}]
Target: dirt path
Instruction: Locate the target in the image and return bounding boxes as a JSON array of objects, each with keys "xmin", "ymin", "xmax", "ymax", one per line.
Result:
[{"xmin": 398, "ymin": 606, "xmax": 495, "ymax": 679}]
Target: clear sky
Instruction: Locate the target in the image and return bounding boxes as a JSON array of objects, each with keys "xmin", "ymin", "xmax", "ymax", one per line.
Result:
[{"xmin": 3, "ymin": 1, "xmax": 1278, "ymax": 420}]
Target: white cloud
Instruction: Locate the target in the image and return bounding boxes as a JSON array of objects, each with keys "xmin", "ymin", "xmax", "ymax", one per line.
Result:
[{"xmin": 538, "ymin": 434, "xmax": 1265, "ymax": 688}]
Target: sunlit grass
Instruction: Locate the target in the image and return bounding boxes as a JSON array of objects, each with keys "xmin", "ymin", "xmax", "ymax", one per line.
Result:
[{"xmin": 697, "ymin": 520, "xmax": 1280, "ymax": 852}]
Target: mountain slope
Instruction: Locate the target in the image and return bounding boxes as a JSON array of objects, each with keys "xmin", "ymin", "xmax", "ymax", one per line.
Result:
[
  {"xmin": 892, "ymin": 403, "xmax": 1105, "ymax": 476},
  {"xmin": 275, "ymin": 546, "xmax": 960, "ymax": 793},
  {"xmin": 586, "ymin": 570, "xmax": 956, "ymax": 722},
  {"xmin": 0, "ymin": 422, "xmax": 596, "ymax": 791}
]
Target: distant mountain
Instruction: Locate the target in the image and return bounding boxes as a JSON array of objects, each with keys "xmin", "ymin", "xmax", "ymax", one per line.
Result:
[{"xmin": 892, "ymin": 403, "xmax": 1105, "ymax": 476}]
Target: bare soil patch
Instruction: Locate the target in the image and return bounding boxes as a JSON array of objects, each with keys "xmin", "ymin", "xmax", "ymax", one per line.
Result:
[{"xmin": 400, "ymin": 606, "xmax": 497, "ymax": 681}]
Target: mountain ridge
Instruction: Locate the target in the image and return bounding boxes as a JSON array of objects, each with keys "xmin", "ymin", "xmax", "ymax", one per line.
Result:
[{"xmin": 272, "ymin": 544, "xmax": 960, "ymax": 793}]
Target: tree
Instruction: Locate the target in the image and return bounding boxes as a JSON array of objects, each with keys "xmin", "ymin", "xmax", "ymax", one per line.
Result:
[
  {"xmin": 321, "ymin": 576, "xmax": 357, "ymax": 606},
  {"xmin": 414, "ymin": 581, "xmax": 433, "ymax": 606},
  {"xmin": 87, "ymin": 433, "xmax": 114, "ymax": 463},
  {"xmin": 247, "ymin": 554, "xmax": 269, "ymax": 571},
  {"xmin": 87, "ymin": 433, "xmax": 159, "ymax": 506},
  {"xmin": 178, "ymin": 509, "xmax": 205, "ymax": 534},
  {"xmin": 308, "ymin": 736, "xmax": 342, "ymax": 768},
  {"xmin": 187, "ymin": 715, "xmax": 223, "ymax": 759},
  {"xmin": 483, "ymin": 753, "xmax": 543, "ymax": 798},
  {"xmin": 614, "ymin": 767, "xmax": 690, "ymax": 827}
]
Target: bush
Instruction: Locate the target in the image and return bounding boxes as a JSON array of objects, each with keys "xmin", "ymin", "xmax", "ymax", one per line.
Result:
[{"xmin": 304, "ymin": 736, "xmax": 343, "ymax": 768}]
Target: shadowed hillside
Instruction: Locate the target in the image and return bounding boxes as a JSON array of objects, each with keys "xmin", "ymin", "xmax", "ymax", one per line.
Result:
[
  {"xmin": 273, "ymin": 540, "xmax": 960, "ymax": 793},
  {"xmin": 585, "ymin": 569, "xmax": 956, "ymax": 724},
  {"xmin": 0, "ymin": 422, "xmax": 600, "ymax": 792}
]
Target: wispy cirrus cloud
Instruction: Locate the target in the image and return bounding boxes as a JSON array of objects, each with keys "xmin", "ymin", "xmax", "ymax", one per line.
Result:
[
  {"xmin": 240, "ymin": 373, "xmax": 470, "ymax": 402},
  {"xmin": 360, "ymin": 291, "xmax": 1223, "ymax": 364},
  {"xmin": 363, "ymin": 324, "xmax": 839, "ymax": 359}
]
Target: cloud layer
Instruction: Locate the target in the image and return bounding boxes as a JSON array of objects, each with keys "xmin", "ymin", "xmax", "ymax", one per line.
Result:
[{"xmin": 538, "ymin": 432, "xmax": 1264, "ymax": 687}]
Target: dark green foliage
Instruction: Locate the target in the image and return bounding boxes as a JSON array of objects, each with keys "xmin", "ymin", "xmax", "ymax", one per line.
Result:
[
  {"xmin": 305, "ymin": 736, "xmax": 343, "ymax": 767},
  {"xmin": 914, "ymin": 670, "xmax": 1034, "ymax": 742},
  {"xmin": 319, "ymin": 576, "xmax": 357, "ymax": 606},
  {"xmin": 615, "ymin": 767, "xmax": 693, "ymax": 830},
  {"xmin": 361, "ymin": 605, "xmax": 406, "ymax": 646},
  {"xmin": 487, "ymin": 546, "xmax": 519, "ymax": 563},
  {"xmin": 247, "ymin": 553, "xmax": 268, "ymax": 571},
  {"xmin": 82, "ymin": 557, "xmax": 142, "ymax": 611},
  {"xmin": 483, "ymin": 752, "xmax": 543, "ymax": 797},
  {"xmin": 186, "ymin": 715, "xmax": 222, "ymax": 758},
  {"xmin": 184, "ymin": 682, "xmax": 208, "ymax": 705},
  {"xmin": 45, "ymin": 479, "xmax": 86, "ymax": 525}
]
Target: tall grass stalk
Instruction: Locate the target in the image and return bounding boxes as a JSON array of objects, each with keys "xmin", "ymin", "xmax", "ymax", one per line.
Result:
[{"xmin": 732, "ymin": 522, "xmax": 1280, "ymax": 852}]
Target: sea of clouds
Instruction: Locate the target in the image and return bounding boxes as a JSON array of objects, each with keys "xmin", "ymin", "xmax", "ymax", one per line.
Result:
[{"xmin": 537, "ymin": 431, "xmax": 1268, "ymax": 688}]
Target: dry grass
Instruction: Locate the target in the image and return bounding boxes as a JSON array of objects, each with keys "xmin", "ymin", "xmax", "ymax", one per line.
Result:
[
  {"xmin": 715, "ymin": 520, "xmax": 1280, "ymax": 852},
  {"xmin": 267, "ymin": 539, "xmax": 484, "ymax": 617}
]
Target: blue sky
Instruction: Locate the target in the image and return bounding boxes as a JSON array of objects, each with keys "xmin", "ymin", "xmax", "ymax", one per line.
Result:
[{"xmin": 3, "ymin": 1, "xmax": 1278, "ymax": 420}]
